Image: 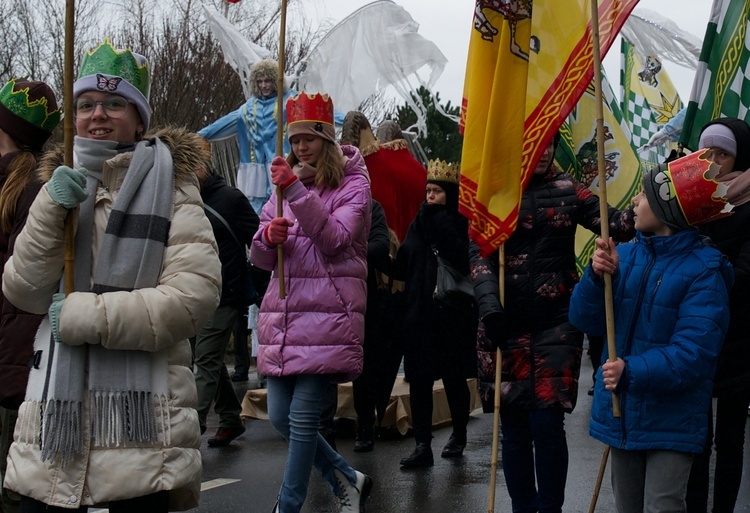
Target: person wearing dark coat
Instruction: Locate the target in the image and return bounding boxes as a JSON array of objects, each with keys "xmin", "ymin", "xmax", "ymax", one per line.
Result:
[
  {"xmin": 471, "ymin": 133, "xmax": 635, "ymax": 513},
  {"xmin": 0, "ymin": 78, "xmax": 60, "ymax": 513},
  {"xmin": 686, "ymin": 117, "xmax": 750, "ymax": 513},
  {"xmin": 393, "ymin": 160, "xmax": 478, "ymax": 468},
  {"xmin": 194, "ymin": 169, "xmax": 259, "ymax": 447},
  {"xmin": 316, "ymin": 199, "xmax": 393, "ymax": 452},
  {"xmin": 353, "ymin": 199, "xmax": 392, "ymax": 451}
]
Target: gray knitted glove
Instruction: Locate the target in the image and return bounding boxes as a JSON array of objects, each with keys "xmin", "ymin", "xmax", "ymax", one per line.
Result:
[
  {"xmin": 48, "ymin": 293, "xmax": 65, "ymax": 344},
  {"xmin": 48, "ymin": 166, "xmax": 88, "ymax": 209}
]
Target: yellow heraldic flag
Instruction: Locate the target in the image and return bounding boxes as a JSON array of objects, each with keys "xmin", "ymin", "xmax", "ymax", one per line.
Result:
[{"xmin": 460, "ymin": 0, "xmax": 640, "ymax": 257}]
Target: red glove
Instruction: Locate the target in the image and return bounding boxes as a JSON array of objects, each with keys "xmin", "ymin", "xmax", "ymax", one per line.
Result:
[
  {"xmin": 270, "ymin": 156, "xmax": 297, "ymax": 190},
  {"xmin": 265, "ymin": 217, "xmax": 294, "ymax": 245}
]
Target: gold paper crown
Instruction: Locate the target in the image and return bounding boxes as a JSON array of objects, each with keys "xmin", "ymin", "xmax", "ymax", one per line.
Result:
[
  {"xmin": 427, "ymin": 159, "xmax": 460, "ymax": 184},
  {"xmin": 286, "ymin": 92, "xmax": 334, "ymax": 126}
]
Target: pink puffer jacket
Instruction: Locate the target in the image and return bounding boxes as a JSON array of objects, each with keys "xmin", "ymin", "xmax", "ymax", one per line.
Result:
[{"xmin": 250, "ymin": 145, "xmax": 371, "ymax": 382}]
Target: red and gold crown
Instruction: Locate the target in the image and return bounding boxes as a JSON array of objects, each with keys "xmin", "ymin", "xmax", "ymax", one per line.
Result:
[
  {"xmin": 286, "ymin": 92, "xmax": 336, "ymax": 143},
  {"xmin": 286, "ymin": 92, "xmax": 334, "ymax": 126},
  {"xmin": 666, "ymin": 149, "xmax": 734, "ymax": 226},
  {"xmin": 427, "ymin": 159, "xmax": 460, "ymax": 184}
]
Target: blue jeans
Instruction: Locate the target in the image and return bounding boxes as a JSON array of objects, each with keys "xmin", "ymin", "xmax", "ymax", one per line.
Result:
[
  {"xmin": 501, "ymin": 408, "xmax": 569, "ymax": 513},
  {"xmin": 267, "ymin": 374, "xmax": 356, "ymax": 513}
]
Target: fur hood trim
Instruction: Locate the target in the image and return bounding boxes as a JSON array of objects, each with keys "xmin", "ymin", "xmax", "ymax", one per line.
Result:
[
  {"xmin": 380, "ymin": 139, "xmax": 409, "ymax": 152},
  {"xmin": 37, "ymin": 126, "xmax": 210, "ymax": 185}
]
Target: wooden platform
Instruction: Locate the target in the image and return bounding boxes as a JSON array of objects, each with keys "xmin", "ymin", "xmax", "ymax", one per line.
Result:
[{"xmin": 241, "ymin": 377, "xmax": 481, "ymax": 435}]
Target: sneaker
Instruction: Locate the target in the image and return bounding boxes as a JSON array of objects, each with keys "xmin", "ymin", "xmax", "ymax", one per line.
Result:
[
  {"xmin": 353, "ymin": 427, "xmax": 374, "ymax": 453},
  {"xmin": 207, "ymin": 425, "xmax": 246, "ymax": 447},
  {"xmin": 334, "ymin": 469, "xmax": 373, "ymax": 513},
  {"xmin": 230, "ymin": 373, "xmax": 249, "ymax": 382},
  {"xmin": 400, "ymin": 442, "xmax": 434, "ymax": 468}
]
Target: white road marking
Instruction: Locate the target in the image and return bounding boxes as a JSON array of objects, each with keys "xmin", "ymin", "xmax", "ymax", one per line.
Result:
[{"xmin": 89, "ymin": 479, "xmax": 242, "ymax": 512}]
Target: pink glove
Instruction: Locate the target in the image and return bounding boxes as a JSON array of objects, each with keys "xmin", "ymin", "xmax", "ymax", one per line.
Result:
[
  {"xmin": 270, "ymin": 156, "xmax": 297, "ymax": 190},
  {"xmin": 265, "ymin": 217, "xmax": 294, "ymax": 245}
]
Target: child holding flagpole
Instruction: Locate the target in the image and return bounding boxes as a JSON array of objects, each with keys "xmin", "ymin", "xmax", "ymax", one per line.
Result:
[{"xmin": 570, "ymin": 152, "xmax": 734, "ymax": 513}]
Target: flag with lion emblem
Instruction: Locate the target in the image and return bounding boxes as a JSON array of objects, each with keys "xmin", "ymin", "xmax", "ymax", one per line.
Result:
[{"xmin": 460, "ymin": 0, "xmax": 640, "ymax": 257}]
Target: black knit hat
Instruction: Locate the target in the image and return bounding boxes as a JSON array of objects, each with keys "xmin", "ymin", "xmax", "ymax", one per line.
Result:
[{"xmin": 643, "ymin": 163, "xmax": 691, "ymax": 231}]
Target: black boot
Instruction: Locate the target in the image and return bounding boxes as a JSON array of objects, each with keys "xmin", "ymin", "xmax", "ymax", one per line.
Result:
[
  {"xmin": 354, "ymin": 425, "xmax": 375, "ymax": 453},
  {"xmin": 400, "ymin": 442, "xmax": 434, "ymax": 468},
  {"xmin": 441, "ymin": 432, "xmax": 467, "ymax": 458},
  {"xmin": 320, "ymin": 428, "xmax": 337, "ymax": 452}
]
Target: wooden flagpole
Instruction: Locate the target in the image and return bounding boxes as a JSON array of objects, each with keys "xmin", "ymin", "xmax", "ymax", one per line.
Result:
[
  {"xmin": 275, "ymin": 0, "xmax": 288, "ymax": 299},
  {"xmin": 487, "ymin": 246, "xmax": 504, "ymax": 513},
  {"xmin": 63, "ymin": 0, "xmax": 75, "ymax": 295},
  {"xmin": 589, "ymin": 0, "xmax": 620, "ymax": 510},
  {"xmin": 590, "ymin": 0, "xmax": 621, "ymax": 419}
]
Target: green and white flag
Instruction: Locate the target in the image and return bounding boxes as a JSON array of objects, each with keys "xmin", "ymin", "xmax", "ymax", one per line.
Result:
[
  {"xmin": 681, "ymin": 0, "xmax": 750, "ymax": 150},
  {"xmin": 620, "ymin": 39, "xmax": 682, "ymax": 165},
  {"xmin": 556, "ymin": 69, "xmax": 643, "ymax": 275}
]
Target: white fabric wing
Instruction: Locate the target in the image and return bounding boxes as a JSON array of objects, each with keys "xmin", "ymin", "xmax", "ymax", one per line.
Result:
[
  {"xmin": 202, "ymin": 5, "xmax": 272, "ymax": 100},
  {"xmin": 621, "ymin": 8, "xmax": 703, "ymax": 70},
  {"xmin": 298, "ymin": 0, "xmax": 449, "ymax": 135}
]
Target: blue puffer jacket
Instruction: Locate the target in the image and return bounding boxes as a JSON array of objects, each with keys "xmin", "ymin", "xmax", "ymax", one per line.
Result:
[{"xmin": 569, "ymin": 230, "xmax": 733, "ymax": 454}]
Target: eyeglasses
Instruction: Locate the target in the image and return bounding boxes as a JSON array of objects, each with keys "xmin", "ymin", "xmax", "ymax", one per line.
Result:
[{"xmin": 74, "ymin": 97, "xmax": 130, "ymax": 119}]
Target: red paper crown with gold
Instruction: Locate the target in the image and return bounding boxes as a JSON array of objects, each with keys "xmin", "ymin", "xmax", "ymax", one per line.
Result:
[
  {"xmin": 286, "ymin": 92, "xmax": 334, "ymax": 127},
  {"xmin": 660, "ymin": 149, "xmax": 734, "ymax": 226},
  {"xmin": 427, "ymin": 159, "xmax": 460, "ymax": 184}
]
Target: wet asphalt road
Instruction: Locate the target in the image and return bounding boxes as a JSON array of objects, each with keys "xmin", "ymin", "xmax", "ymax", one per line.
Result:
[{"xmin": 192, "ymin": 356, "xmax": 750, "ymax": 513}]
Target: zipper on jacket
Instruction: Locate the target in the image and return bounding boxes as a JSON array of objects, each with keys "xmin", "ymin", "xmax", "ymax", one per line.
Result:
[
  {"xmin": 646, "ymin": 275, "xmax": 662, "ymax": 324},
  {"xmin": 619, "ymin": 238, "xmax": 656, "ymax": 448}
]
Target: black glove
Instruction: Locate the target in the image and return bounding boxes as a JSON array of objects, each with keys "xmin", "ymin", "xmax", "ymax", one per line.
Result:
[{"xmin": 482, "ymin": 311, "xmax": 508, "ymax": 350}]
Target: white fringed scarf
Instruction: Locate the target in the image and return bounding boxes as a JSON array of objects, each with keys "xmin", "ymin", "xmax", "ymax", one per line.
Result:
[{"xmin": 21, "ymin": 136, "xmax": 174, "ymax": 467}]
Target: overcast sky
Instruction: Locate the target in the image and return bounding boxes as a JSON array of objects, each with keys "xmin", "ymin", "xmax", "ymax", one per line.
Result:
[{"xmin": 305, "ymin": 0, "xmax": 712, "ymax": 108}]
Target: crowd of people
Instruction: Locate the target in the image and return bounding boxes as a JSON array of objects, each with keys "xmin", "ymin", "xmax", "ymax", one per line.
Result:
[{"xmin": 0, "ymin": 38, "xmax": 748, "ymax": 513}]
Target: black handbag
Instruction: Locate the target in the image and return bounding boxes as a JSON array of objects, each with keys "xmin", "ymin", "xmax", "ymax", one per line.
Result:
[{"xmin": 432, "ymin": 245, "xmax": 475, "ymax": 310}]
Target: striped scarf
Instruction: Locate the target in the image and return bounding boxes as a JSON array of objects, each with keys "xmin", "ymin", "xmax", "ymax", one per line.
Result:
[{"xmin": 22, "ymin": 136, "xmax": 174, "ymax": 467}]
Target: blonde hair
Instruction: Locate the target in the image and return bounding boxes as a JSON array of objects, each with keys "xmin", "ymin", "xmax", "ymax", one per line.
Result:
[
  {"xmin": 287, "ymin": 139, "xmax": 345, "ymax": 190},
  {"xmin": 0, "ymin": 151, "xmax": 38, "ymax": 233}
]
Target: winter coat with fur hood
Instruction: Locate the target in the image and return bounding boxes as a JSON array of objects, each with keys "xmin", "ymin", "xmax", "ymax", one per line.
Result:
[
  {"xmin": 250, "ymin": 145, "xmax": 371, "ymax": 382},
  {"xmin": 0, "ymin": 151, "xmax": 45, "ymax": 409},
  {"xmin": 1, "ymin": 127, "xmax": 221, "ymax": 510}
]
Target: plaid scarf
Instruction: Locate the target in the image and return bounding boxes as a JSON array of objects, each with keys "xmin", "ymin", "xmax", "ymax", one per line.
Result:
[{"xmin": 22, "ymin": 136, "xmax": 174, "ymax": 467}]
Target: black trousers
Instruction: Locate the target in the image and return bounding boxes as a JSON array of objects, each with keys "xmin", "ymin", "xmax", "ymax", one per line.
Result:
[
  {"xmin": 686, "ymin": 395, "xmax": 750, "ymax": 513},
  {"xmin": 232, "ymin": 308, "xmax": 251, "ymax": 377},
  {"xmin": 409, "ymin": 370, "xmax": 470, "ymax": 445},
  {"xmin": 352, "ymin": 335, "xmax": 379, "ymax": 429}
]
